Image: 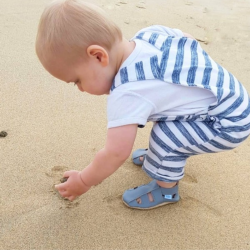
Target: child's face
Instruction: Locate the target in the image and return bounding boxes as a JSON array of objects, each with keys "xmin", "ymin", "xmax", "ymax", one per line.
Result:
[{"xmin": 44, "ymin": 49, "xmax": 114, "ymax": 95}]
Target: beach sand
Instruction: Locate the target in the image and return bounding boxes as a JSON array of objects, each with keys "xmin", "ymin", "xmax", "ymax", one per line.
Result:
[{"xmin": 1, "ymin": 0, "xmax": 250, "ymax": 249}]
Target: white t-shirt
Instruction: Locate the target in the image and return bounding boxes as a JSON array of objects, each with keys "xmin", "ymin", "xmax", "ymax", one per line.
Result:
[{"xmin": 107, "ymin": 26, "xmax": 217, "ymax": 128}]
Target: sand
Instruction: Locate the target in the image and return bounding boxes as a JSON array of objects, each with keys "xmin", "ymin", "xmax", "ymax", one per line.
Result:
[{"xmin": 1, "ymin": 0, "xmax": 250, "ymax": 249}]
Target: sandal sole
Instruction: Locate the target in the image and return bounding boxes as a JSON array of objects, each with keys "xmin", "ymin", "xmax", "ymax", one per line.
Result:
[{"xmin": 122, "ymin": 199, "xmax": 178, "ymax": 210}]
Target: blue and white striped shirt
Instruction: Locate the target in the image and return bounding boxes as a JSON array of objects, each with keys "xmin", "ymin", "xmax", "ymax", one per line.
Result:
[{"xmin": 107, "ymin": 25, "xmax": 249, "ymax": 129}]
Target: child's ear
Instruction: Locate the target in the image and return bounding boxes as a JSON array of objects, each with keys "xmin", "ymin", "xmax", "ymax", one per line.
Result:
[{"xmin": 87, "ymin": 45, "xmax": 109, "ymax": 66}]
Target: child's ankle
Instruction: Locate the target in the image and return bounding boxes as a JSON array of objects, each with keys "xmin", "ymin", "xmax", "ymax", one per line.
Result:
[{"xmin": 156, "ymin": 180, "xmax": 178, "ymax": 188}]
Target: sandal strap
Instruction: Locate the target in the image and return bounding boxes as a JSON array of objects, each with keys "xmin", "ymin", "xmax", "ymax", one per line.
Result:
[
  {"xmin": 132, "ymin": 149, "xmax": 148, "ymax": 165},
  {"xmin": 161, "ymin": 183, "xmax": 178, "ymax": 196},
  {"xmin": 123, "ymin": 180, "xmax": 179, "ymax": 209},
  {"xmin": 124, "ymin": 180, "xmax": 178, "ymax": 203}
]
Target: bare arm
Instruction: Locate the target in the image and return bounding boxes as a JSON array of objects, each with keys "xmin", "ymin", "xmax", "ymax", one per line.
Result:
[
  {"xmin": 55, "ymin": 124, "xmax": 138, "ymax": 200},
  {"xmin": 80, "ymin": 124, "xmax": 138, "ymax": 186}
]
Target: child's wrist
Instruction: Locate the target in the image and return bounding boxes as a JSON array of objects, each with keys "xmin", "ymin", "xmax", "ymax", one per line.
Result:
[{"xmin": 78, "ymin": 171, "xmax": 91, "ymax": 188}]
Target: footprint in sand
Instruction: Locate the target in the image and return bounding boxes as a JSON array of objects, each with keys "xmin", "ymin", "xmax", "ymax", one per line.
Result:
[
  {"xmin": 45, "ymin": 166, "xmax": 80, "ymax": 209},
  {"xmin": 45, "ymin": 165, "xmax": 67, "ymax": 180},
  {"xmin": 181, "ymin": 173, "xmax": 221, "ymax": 217},
  {"xmin": 181, "ymin": 196, "xmax": 222, "ymax": 217}
]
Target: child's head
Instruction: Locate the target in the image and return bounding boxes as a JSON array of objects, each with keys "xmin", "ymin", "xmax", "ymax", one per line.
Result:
[{"xmin": 36, "ymin": 0, "xmax": 122, "ymax": 94}]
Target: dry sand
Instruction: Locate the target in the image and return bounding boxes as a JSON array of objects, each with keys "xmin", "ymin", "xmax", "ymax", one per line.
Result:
[{"xmin": 1, "ymin": 0, "xmax": 250, "ymax": 249}]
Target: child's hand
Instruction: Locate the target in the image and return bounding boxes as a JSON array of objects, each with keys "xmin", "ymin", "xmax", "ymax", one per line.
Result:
[{"xmin": 55, "ymin": 170, "xmax": 90, "ymax": 201}]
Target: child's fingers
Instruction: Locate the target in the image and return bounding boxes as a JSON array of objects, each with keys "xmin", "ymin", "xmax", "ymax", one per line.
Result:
[
  {"xmin": 63, "ymin": 171, "xmax": 72, "ymax": 178},
  {"xmin": 55, "ymin": 183, "xmax": 66, "ymax": 191},
  {"xmin": 67, "ymin": 196, "xmax": 75, "ymax": 201},
  {"xmin": 55, "ymin": 186, "xmax": 70, "ymax": 197},
  {"xmin": 59, "ymin": 190, "xmax": 70, "ymax": 197}
]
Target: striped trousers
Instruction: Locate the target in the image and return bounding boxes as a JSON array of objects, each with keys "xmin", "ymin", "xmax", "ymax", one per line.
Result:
[{"xmin": 143, "ymin": 96, "xmax": 250, "ymax": 182}]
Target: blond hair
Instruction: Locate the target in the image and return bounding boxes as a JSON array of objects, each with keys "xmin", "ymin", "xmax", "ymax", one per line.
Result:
[{"xmin": 36, "ymin": 0, "xmax": 122, "ymax": 63}]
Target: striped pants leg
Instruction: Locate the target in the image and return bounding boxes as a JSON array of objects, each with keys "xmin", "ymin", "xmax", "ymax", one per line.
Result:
[{"xmin": 142, "ymin": 119, "xmax": 249, "ymax": 182}]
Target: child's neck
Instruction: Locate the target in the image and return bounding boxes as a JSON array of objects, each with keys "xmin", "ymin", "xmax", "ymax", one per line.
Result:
[{"xmin": 114, "ymin": 38, "xmax": 135, "ymax": 74}]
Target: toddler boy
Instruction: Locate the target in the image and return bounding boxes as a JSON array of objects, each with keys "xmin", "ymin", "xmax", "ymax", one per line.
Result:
[{"xmin": 36, "ymin": 0, "xmax": 250, "ymax": 209}]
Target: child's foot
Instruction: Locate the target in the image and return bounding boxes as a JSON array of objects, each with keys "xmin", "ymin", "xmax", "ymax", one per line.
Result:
[
  {"xmin": 122, "ymin": 180, "xmax": 179, "ymax": 209},
  {"xmin": 135, "ymin": 181, "xmax": 177, "ymax": 203}
]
